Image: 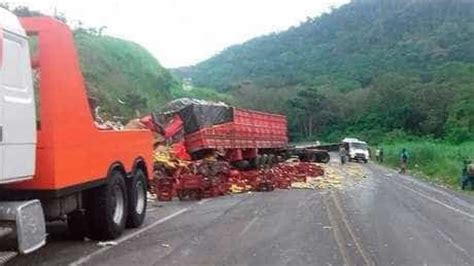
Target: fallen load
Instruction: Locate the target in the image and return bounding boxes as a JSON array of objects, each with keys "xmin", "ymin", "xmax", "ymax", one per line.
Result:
[
  {"xmin": 151, "ymin": 157, "xmax": 330, "ymax": 201},
  {"xmin": 123, "ymin": 98, "xmax": 334, "ymax": 200},
  {"xmin": 291, "ymin": 176, "xmax": 342, "ymax": 190}
]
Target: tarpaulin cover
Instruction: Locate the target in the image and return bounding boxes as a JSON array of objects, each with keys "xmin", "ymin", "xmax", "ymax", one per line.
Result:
[{"xmin": 153, "ymin": 98, "xmax": 233, "ymax": 134}]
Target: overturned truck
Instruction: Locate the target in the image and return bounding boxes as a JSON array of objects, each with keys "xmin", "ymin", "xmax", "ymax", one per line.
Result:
[
  {"xmin": 147, "ymin": 99, "xmax": 329, "ymax": 200},
  {"xmin": 152, "ymin": 98, "xmax": 330, "ymax": 168}
]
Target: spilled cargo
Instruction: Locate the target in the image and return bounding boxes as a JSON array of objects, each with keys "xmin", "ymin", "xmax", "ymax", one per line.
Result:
[{"xmin": 130, "ymin": 98, "xmax": 334, "ymax": 201}]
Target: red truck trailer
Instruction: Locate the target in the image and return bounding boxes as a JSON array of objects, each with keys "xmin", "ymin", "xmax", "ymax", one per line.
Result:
[
  {"xmin": 186, "ymin": 108, "xmax": 288, "ymax": 163},
  {"xmin": 0, "ymin": 11, "xmax": 152, "ymax": 261},
  {"xmin": 151, "ymin": 99, "xmax": 329, "ymax": 200},
  {"xmin": 154, "ymin": 98, "xmax": 329, "ymax": 167}
]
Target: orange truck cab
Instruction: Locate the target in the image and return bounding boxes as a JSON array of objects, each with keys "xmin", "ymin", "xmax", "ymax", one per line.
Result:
[{"xmin": 0, "ymin": 9, "xmax": 153, "ymax": 259}]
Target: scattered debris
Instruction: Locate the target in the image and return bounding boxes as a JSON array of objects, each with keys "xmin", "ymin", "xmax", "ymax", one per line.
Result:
[
  {"xmin": 151, "ymin": 154, "xmax": 370, "ymax": 201},
  {"xmin": 147, "ymin": 192, "xmax": 157, "ymax": 201},
  {"xmin": 94, "ymin": 106, "xmax": 125, "ymax": 130},
  {"xmin": 97, "ymin": 241, "xmax": 118, "ymax": 247}
]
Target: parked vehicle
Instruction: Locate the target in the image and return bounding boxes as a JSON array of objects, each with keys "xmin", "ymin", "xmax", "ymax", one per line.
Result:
[
  {"xmin": 0, "ymin": 11, "xmax": 153, "ymax": 261},
  {"xmin": 342, "ymin": 138, "xmax": 369, "ymax": 163}
]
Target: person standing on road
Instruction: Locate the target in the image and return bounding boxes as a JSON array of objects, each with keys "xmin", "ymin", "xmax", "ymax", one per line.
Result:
[
  {"xmin": 379, "ymin": 147, "xmax": 384, "ymax": 163},
  {"xmin": 400, "ymin": 148, "xmax": 409, "ymax": 174},
  {"xmin": 339, "ymin": 145, "xmax": 347, "ymax": 165},
  {"xmin": 375, "ymin": 148, "xmax": 381, "ymax": 162}
]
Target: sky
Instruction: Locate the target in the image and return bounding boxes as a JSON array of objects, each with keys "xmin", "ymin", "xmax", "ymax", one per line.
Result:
[{"xmin": 7, "ymin": 0, "xmax": 350, "ymax": 68}]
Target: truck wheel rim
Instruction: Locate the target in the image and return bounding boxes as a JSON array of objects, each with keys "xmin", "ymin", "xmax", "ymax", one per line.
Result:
[
  {"xmin": 113, "ymin": 185, "xmax": 125, "ymax": 224},
  {"xmin": 135, "ymin": 180, "xmax": 145, "ymax": 215}
]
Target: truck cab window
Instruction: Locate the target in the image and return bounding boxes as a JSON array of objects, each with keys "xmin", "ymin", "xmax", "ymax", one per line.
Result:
[
  {"xmin": 1, "ymin": 33, "xmax": 26, "ymax": 90},
  {"xmin": 28, "ymin": 34, "xmax": 41, "ymax": 129}
]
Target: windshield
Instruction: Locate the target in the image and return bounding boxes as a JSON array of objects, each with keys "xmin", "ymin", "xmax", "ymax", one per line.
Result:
[{"xmin": 350, "ymin": 143, "xmax": 367, "ymax": 150}]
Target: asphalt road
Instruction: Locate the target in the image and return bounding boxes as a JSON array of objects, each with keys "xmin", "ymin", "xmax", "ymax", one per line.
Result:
[{"xmin": 9, "ymin": 160, "xmax": 474, "ymax": 266}]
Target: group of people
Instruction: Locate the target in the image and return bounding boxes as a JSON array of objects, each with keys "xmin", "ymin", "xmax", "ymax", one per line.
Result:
[{"xmin": 339, "ymin": 145, "xmax": 410, "ymax": 174}]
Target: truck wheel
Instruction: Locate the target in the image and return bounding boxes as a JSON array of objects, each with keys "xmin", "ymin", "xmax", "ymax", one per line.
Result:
[
  {"xmin": 250, "ymin": 156, "xmax": 261, "ymax": 170},
  {"xmin": 177, "ymin": 190, "xmax": 185, "ymax": 201},
  {"xmin": 268, "ymin": 154, "xmax": 276, "ymax": 167},
  {"xmin": 87, "ymin": 170, "xmax": 128, "ymax": 240},
  {"xmin": 261, "ymin": 154, "xmax": 269, "ymax": 168},
  {"xmin": 67, "ymin": 211, "xmax": 87, "ymax": 240},
  {"xmin": 233, "ymin": 160, "xmax": 250, "ymax": 170},
  {"xmin": 194, "ymin": 189, "xmax": 203, "ymax": 200},
  {"xmin": 126, "ymin": 169, "xmax": 147, "ymax": 228},
  {"xmin": 319, "ymin": 153, "xmax": 330, "ymax": 163}
]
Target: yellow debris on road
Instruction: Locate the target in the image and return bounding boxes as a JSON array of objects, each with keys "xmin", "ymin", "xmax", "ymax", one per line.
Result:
[{"xmin": 290, "ymin": 162, "xmax": 366, "ymax": 190}]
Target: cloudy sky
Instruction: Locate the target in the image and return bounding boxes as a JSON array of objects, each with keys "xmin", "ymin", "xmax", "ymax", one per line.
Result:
[{"xmin": 7, "ymin": 0, "xmax": 350, "ymax": 68}]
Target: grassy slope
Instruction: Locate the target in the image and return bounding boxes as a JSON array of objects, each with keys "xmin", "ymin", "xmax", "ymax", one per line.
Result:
[
  {"xmin": 380, "ymin": 141, "xmax": 474, "ymax": 188},
  {"xmin": 74, "ymin": 31, "xmax": 175, "ymax": 120}
]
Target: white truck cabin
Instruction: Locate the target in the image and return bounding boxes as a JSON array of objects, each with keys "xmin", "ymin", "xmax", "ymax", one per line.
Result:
[
  {"xmin": 0, "ymin": 7, "xmax": 36, "ymax": 184},
  {"xmin": 0, "ymin": 8, "xmax": 45, "ymax": 260}
]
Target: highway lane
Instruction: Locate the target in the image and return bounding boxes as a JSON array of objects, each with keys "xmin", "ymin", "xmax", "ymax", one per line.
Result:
[{"xmin": 9, "ymin": 160, "xmax": 474, "ymax": 266}]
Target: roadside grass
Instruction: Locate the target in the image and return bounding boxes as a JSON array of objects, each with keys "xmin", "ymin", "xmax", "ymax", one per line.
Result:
[{"xmin": 379, "ymin": 141, "xmax": 474, "ymax": 190}]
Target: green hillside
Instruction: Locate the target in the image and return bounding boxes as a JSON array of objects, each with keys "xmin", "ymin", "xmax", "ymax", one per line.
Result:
[
  {"xmin": 74, "ymin": 30, "xmax": 175, "ymax": 120},
  {"xmin": 176, "ymin": 0, "xmax": 474, "ymax": 91},
  {"xmin": 175, "ymin": 0, "xmax": 474, "ymax": 143},
  {"xmin": 1, "ymin": 3, "xmax": 177, "ymax": 122}
]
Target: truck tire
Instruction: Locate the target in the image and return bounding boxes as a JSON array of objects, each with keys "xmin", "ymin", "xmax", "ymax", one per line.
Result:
[
  {"xmin": 233, "ymin": 160, "xmax": 250, "ymax": 170},
  {"xmin": 250, "ymin": 156, "xmax": 261, "ymax": 170},
  {"xmin": 258, "ymin": 154, "xmax": 270, "ymax": 169},
  {"xmin": 126, "ymin": 169, "xmax": 147, "ymax": 228},
  {"xmin": 318, "ymin": 152, "xmax": 330, "ymax": 163},
  {"xmin": 268, "ymin": 154, "xmax": 276, "ymax": 167},
  {"xmin": 87, "ymin": 170, "xmax": 128, "ymax": 240},
  {"xmin": 177, "ymin": 190, "xmax": 185, "ymax": 201}
]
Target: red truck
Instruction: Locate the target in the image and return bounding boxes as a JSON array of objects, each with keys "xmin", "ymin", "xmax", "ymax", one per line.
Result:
[
  {"xmin": 0, "ymin": 11, "xmax": 153, "ymax": 261},
  {"xmin": 155, "ymin": 98, "xmax": 329, "ymax": 167},
  {"xmin": 152, "ymin": 99, "xmax": 329, "ymax": 200}
]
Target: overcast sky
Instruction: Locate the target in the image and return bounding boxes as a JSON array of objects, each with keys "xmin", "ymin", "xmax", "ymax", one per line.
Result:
[{"xmin": 7, "ymin": 0, "xmax": 350, "ymax": 68}]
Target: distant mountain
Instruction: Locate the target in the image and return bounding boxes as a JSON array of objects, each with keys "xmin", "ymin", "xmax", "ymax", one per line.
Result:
[
  {"xmin": 175, "ymin": 0, "xmax": 474, "ymax": 92},
  {"xmin": 174, "ymin": 0, "xmax": 474, "ymax": 142}
]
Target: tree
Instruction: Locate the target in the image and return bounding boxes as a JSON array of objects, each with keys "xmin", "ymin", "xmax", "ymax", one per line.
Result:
[{"xmin": 287, "ymin": 87, "xmax": 331, "ymax": 139}]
